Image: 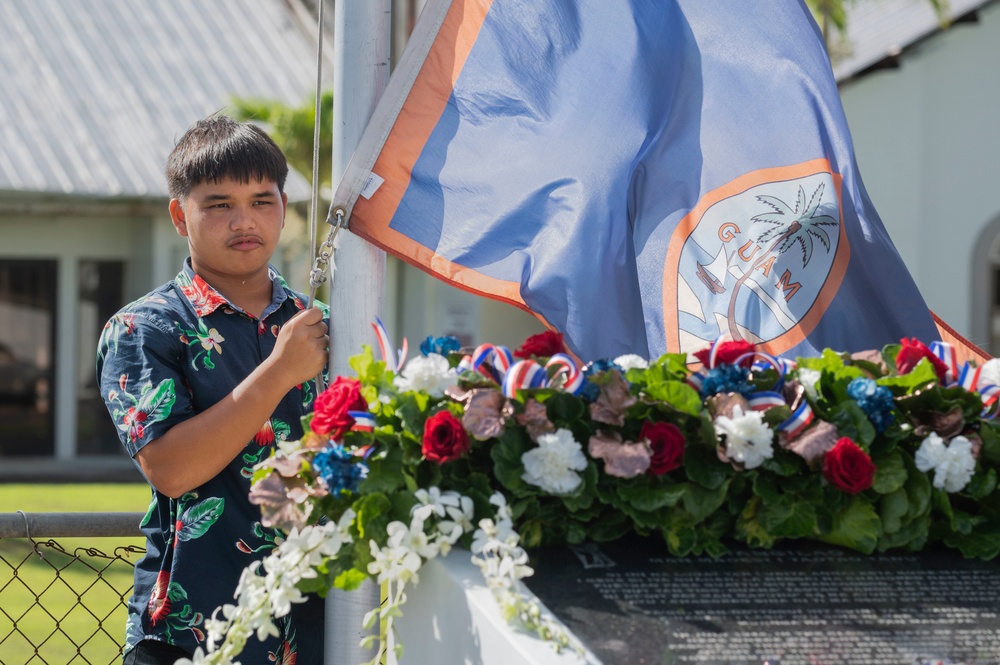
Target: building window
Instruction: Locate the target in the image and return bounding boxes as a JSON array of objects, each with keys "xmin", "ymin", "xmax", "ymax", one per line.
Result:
[
  {"xmin": 0, "ymin": 260, "xmax": 56, "ymax": 457},
  {"xmin": 77, "ymin": 261, "xmax": 125, "ymax": 455}
]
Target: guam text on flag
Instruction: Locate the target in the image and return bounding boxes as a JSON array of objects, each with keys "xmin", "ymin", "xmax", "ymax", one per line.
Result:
[{"xmin": 332, "ymin": 0, "xmax": 945, "ymax": 363}]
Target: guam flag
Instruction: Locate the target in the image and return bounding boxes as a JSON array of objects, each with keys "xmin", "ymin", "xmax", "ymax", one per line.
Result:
[{"xmin": 332, "ymin": 0, "xmax": 984, "ymax": 363}]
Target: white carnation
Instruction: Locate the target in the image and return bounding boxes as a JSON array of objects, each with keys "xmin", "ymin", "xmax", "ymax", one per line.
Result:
[
  {"xmin": 393, "ymin": 353, "xmax": 457, "ymax": 397},
  {"xmin": 978, "ymin": 358, "xmax": 1000, "ymax": 389},
  {"xmin": 521, "ymin": 428, "xmax": 588, "ymax": 494},
  {"xmin": 915, "ymin": 433, "xmax": 977, "ymax": 493},
  {"xmin": 795, "ymin": 367, "xmax": 822, "ymax": 401},
  {"xmin": 613, "ymin": 354, "xmax": 649, "ymax": 371},
  {"xmin": 714, "ymin": 406, "xmax": 774, "ymax": 470}
]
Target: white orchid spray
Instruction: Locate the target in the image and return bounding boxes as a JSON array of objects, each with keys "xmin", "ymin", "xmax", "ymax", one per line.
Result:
[{"xmin": 178, "ymin": 512, "xmax": 355, "ymax": 665}]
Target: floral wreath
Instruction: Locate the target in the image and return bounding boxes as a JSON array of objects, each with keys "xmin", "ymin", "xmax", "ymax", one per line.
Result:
[{"xmin": 180, "ymin": 326, "xmax": 1000, "ymax": 664}]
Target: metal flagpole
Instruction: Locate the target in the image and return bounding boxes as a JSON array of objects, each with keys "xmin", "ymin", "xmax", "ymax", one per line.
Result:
[{"xmin": 325, "ymin": 1, "xmax": 391, "ymax": 663}]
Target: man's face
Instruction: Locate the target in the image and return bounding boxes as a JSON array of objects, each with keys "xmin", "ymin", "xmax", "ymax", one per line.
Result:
[{"xmin": 169, "ymin": 177, "xmax": 287, "ymax": 283}]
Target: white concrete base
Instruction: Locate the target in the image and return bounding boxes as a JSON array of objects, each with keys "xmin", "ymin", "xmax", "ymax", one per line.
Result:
[{"xmin": 389, "ymin": 552, "xmax": 602, "ymax": 665}]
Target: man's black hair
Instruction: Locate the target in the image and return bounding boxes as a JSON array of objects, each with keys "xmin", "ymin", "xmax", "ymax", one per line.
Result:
[{"xmin": 165, "ymin": 115, "xmax": 289, "ymax": 200}]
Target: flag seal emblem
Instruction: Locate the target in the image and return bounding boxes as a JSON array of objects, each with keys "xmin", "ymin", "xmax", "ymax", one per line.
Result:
[{"xmin": 664, "ymin": 160, "xmax": 850, "ymax": 357}]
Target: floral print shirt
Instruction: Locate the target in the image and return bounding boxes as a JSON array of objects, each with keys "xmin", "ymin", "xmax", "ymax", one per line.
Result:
[{"xmin": 97, "ymin": 260, "xmax": 328, "ymax": 662}]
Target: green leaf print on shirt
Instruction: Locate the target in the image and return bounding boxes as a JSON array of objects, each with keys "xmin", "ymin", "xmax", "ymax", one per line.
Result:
[
  {"xmin": 176, "ymin": 497, "xmax": 225, "ymax": 542},
  {"xmin": 165, "ymin": 581, "xmax": 207, "ymax": 643},
  {"xmin": 110, "ymin": 377, "xmax": 176, "ymax": 444}
]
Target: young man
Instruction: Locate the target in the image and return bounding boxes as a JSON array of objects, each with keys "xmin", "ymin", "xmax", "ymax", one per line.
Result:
[{"xmin": 98, "ymin": 116, "xmax": 329, "ymax": 664}]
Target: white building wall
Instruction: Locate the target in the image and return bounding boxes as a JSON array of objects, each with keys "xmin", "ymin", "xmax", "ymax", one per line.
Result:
[
  {"xmin": 839, "ymin": 1, "xmax": 1000, "ymax": 349},
  {"xmin": 0, "ymin": 211, "xmax": 184, "ymax": 460}
]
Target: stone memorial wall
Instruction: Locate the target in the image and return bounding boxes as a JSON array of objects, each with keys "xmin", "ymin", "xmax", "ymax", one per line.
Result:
[{"xmin": 525, "ymin": 537, "xmax": 1000, "ymax": 664}]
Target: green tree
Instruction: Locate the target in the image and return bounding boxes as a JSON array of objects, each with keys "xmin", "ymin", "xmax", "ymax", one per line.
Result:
[
  {"xmin": 230, "ymin": 91, "xmax": 334, "ymax": 190},
  {"xmin": 807, "ymin": 0, "xmax": 948, "ymax": 45},
  {"xmin": 229, "ymin": 92, "xmax": 335, "ymax": 296}
]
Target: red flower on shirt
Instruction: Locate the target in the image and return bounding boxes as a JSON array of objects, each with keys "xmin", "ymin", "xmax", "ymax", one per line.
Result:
[
  {"xmin": 147, "ymin": 570, "xmax": 172, "ymax": 624},
  {"xmin": 255, "ymin": 420, "xmax": 276, "ymax": 446},
  {"xmin": 123, "ymin": 407, "xmax": 148, "ymax": 442},
  {"xmin": 180, "ymin": 274, "xmax": 228, "ymax": 316}
]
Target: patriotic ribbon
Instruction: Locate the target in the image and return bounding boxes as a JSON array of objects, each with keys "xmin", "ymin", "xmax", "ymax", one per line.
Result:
[
  {"xmin": 688, "ymin": 338, "xmax": 790, "ymax": 399},
  {"xmin": 501, "ymin": 360, "xmax": 549, "ymax": 398},
  {"xmin": 926, "ymin": 343, "xmax": 1000, "ymax": 417},
  {"xmin": 468, "ymin": 343, "xmax": 514, "ymax": 383},
  {"xmin": 747, "ymin": 391, "xmax": 786, "ymax": 411},
  {"xmin": 545, "ymin": 353, "xmax": 585, "ymax": 395},
  {"xmin": 955, "ymin": 360, "xmax": 1000, "ymax": 418},
  {"xmin": 690, "ymin": 338, "xmax": 809, "ymax": 430},
  {"xmin": 371, "ymin": 318, "xmax": 408, "ymax": 372},
  {"xmin": 929, "ymin": 341, "xmax": 959, "ymax": 384},
  {"xmin": 776, "ymin": 400, "xmax": 815, "ymax": 439},
  {"xmin": 455, "ymin": 344, "xmax": 585, "ymax": 397},
  {"xmin": 348, "ymin": 410, "xmax": 376, "ymax": 432}
]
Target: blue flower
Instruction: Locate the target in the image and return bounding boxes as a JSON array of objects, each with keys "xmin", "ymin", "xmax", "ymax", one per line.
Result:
[
  {"xmin": 313, "ymin": 444, "xmax": 368, "ymax": 495},
  {"xmin": 699, "ymin": 364, "xmax": 753, "ymax": 399},
  {"xmin": 847, "ymin": 377, "xmax": 896, "ymax": 433},
  {"xmin": 420, "ymin": 335, "xmax": 461, "ymax": 357},
  {"xmin": 580, "ymin": 359, "xmax": 617, "ymax": 401}
]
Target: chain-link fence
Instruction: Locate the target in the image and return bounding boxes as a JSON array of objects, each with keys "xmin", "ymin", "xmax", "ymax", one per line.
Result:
[{"xmin": 0, "ymin": 512, "xmax": 145, "ymax": 665}]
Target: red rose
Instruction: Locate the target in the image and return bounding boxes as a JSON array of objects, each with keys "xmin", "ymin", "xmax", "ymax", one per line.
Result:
[
  {"xmin": 422, "ymin": 410, "xmax": 470, "ymax": 463},
  {"xmin": 693, "ymin": 340, "xmax": 756, "ymax": 369},
  {"xmin": 641, "ymin": 421, "xmax": 686, "ymax": 475},
  {"xmin": 895, "ymin": 338, "xmax": 949, "ymax": 380},
  {"xmin": 311, "ymin": 377, "xmax": 367, "ymax": 439},
  {"xmin": 822, "ymin": 437, "xmax": 876, "ymax": 494},
  {"xmin": 514, "ymin": 330, "xmax": 565, "ymax": 359}
]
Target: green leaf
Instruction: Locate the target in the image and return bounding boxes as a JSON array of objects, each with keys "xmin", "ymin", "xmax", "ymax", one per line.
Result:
[
  {"xmin": 879, "ymin": 489, "xmax": 909, "ymax": 535},
  {"xmin": 661, "ymin": 513, "xmax": 697, "ymax": 556},
  {"xmin": 760, "ymin": 449, "xmax": 802, "ymax": 478},
  {"xmin": 684, "ymin": 444, "xmax": 733, "ymax": 490},
  {"xmin": 519, "ymin": 520, "xmax": 543, "ymax": 549},
  {"xmin": 587, "ymin": 511, "xmax": 632, "ymax": 542},
  {"xmin": 545, "ymin": 393, "xmax": 586, "ymax": 426},
  {"xmin": 332, "ymin": 567, "xmax": 368, "ymax": 593},
  {"xmin": 877, "ymin": 361, "xmax": 938, "ymax": 391},
  {"xmin": 349, "ymin": 345, "xmax": 376, "ymax": 382},
  {"xmin": 353, "ymin": 493, "xmax": 392, "ymax": 544},
  {"xmin": 944, "ymin": 521, "xmax": 1000, "ymax": 560},
  {"xmin": 176, "ymin": 497, "xmax": 224, "ymax": 542},
  {"xmin": 140, "ymin": 497, "xmax": 155, "ymax": 528},
  {"xmin": 645, "ymin": 381, "xmax": 703, "ymax": 417},
  {"xmin": 966, "ymin": 468, "xmax": 997, "ymax": 500},
  {"xmin": 903, "ymin": 456, "xmax": 932, "ymax": 520},
  {"xmin": 980, "ymin": 422, "xmax": 1000, "ymax": 464},
  {"xmin": 761, "ymin": 495, "xmax": 817, "ymax": 539},
  {"xmin": 818, "ymin": 496, "xmax": 880, "ymax": 554},
  {"xmin": 566, "ymin": 521, "xmax": 588, "ymax": 545},
  {"xmin": 877, "ymin": 515, "xmax": 930, "ymax": 552},
  {"xmin": 871, "ymin": 451, "xmax": 907, "ymax": 495},
  {"xmin": 166, "ymin": 581, "xmax": 190, "ymax": 603},
  {"xmin": 136, "ymin": 378, "xmax": 176, "ymax": 425},
  {"xmin": 752, "ymin": 473, "xmax": 781, "ymax": 503},
  {"xmin": 491, "ymin": 428, "xmax": 532, "ymax": 497},
  {"xmin": 359, "ymin": 445, "xmax": 405, "ymax": 494},
  {"xmin": 396, "ymin": 393, "xmax": 430, "ymax": 436},
  {"xmin": 826, "ymin": 401, "xmax": 875, "ymax": 446},
  {"xmin": 616, "ymin": 480, "xmax": 686, "ymax": 512},
  {"xmin": 682, "ymin": 479, "xmax": 731, "ymax": 523},
  {"xmin": 735, "ymin": 496, "xmax": 776, "ymax": 549}
]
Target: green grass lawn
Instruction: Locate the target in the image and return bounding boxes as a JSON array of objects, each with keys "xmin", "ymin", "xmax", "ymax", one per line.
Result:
[{"xmin": 0, "ymin": 484, "xmax": 150, "ymax": 665}]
